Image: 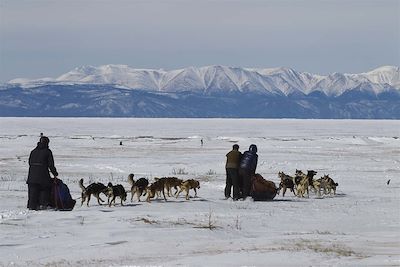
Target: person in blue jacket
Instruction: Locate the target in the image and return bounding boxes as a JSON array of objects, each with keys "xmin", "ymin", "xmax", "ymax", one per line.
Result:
[{"xmin": 239, "ymin": 144, "xmax": 258, "ymax": 199}]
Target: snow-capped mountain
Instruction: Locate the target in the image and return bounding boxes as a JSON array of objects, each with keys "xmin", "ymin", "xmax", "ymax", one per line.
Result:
[
  {"xmin": 7, "ymin": 65, "xmax": 400, "ymax": 96},
  {"xmin": 2, "ymin": 65, "xmax": 400, "ymax": 118}
]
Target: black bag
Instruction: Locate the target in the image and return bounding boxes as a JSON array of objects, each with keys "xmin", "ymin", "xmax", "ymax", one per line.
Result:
[{"xmin": 50, "ymin": 178, "xmax": 76, "ymax": 211}]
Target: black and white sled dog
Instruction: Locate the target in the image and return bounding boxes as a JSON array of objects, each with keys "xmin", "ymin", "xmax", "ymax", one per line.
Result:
[{"xmin": 78, "ymin": 178, "xmax": 108, "ymax": 206}]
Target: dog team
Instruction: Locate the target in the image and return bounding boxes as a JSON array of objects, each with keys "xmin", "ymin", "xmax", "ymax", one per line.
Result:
[
  {"xmin": 79, "ymin": 174, "xmax": 201, "ymax": 207},
  {"xmin": 277, "ymin": 169, "xmax": 339, "ymax": 198}
]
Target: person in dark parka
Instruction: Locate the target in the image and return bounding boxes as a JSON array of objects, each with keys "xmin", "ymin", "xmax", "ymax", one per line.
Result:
[
  {"xmin": 225, "ymin": 144, "xmax": 242, "ymax": 200},
  {"xmin": 239, "ymin": 144, "xmax": 258, "ymax": 199},
  {"xmin": 27, "ymin": 136, "xmax": 58, "ymax": 210}
]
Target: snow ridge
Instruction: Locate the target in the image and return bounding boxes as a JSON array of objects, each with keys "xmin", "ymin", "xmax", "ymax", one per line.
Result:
[{"xmin": 7, "ymin": 65, "xmax": 400, "ymax": 96}]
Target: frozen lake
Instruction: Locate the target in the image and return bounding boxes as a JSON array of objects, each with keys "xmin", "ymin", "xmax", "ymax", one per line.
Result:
[{"xmin": 0, "ymin": 118, "xmax": 399, "ymax": 266}]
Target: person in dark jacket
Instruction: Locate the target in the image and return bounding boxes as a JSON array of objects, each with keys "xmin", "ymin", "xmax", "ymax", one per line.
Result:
[
  {"xmin": 225, "ymin": 144, "xmax": 242, "ymax": 200},
  {"xmin": 239, "ymin": 144, "xmax": 258, "ymax": 199},
  {"xmin": 27, "ymin": 136, "xmax": 58, "ymax": 210}
]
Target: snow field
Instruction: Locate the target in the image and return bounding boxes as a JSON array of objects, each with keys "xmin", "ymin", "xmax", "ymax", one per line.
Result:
[{"xmin": 0, "ymin": 118, "xmax": 399, "ymax": 266}]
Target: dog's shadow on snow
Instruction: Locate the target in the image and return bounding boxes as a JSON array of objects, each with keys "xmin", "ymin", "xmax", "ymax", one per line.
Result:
[
  {"xmin": 146, "ymin": 199, "xmax": 187, "ymax": 203},
  {"xmin": 189, "ymin": 197, "xmax": 211, "ymax": 202},
  {"xmin": 145, "ymin": 197, "xmax": 208, "ymax": 203},
  {"xmin": 121, "ymin": 203, "xmax": 142, "ymax": 207},
  {"xmin": 97, "ymin": 203, "xmax": 142, "ymax": 211},
  {"xmin": 270, "ymin": 199, "xmax": 303, "ymax": 202}
]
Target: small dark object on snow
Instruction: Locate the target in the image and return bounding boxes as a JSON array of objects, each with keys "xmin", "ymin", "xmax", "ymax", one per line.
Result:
[{"xmin": 387, "ymin": 179, "xmax": 391, "ymax": 185}]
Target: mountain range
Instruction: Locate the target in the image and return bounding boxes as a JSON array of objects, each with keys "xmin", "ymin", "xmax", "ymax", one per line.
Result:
[{"xmin": 1, "ymin": 65, "xmax": 399, "ymax": 118}]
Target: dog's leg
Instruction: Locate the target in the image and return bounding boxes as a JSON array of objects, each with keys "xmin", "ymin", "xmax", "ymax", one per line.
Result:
[
  {"xmin": 166, "ymin": 185, "xmax": 171, "ymax": 197},
  {"xmin": 291, "ymin": 188, "xmax": 296, "ymax": 196},
  {"xmin": 146, "ymin": 190, "xmax": 152, "ymax": 203},
  {"xmin": 109, "ymin": 196, "xmax": 115, "ymax": 207},
  {"xmin": 194, "ymin": 188, "xmax": 197, "ymax": 197},
  {"xmin": 87, "ymin": 194, "xmax": 91, "ymax": 206},
  {"xmin": 81, "ymin": 193, "xmax": 85, "ymax": 206},
  {"xmin": 282, "ymin": 187, "xmax": 287, "ymax": 197},
  {"xmin": 173, "ymin": 186, "xmax": 179, "ymax": 196},
  {"xmin": 120, "ymin": 197, "xmax": 124, "ymax": 206},
  {"xmin": 95, "ymin": 194, "xmax": 104, "ymax": 205},
  {"xmin": 297, "ymin": 186, "xmax": 303, "ymax": 198},
  {"xmin": 176, "ymin": 188, "xmax": 182, "ymax": 198},
  {"xmin": 185, "ymin": 188, "xmax": 190, "ymax": 200},
  {"xmin": 162, "ymin": 188, "xmax": 167, "ymax": 201}
]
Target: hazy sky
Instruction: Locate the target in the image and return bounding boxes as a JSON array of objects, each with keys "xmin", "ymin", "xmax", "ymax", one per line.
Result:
[{"xmin": 0, "ymin": 0, "xmax": 399, "ymax": 82}]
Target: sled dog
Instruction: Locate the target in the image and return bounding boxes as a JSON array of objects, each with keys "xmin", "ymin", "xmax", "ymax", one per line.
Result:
[
  {"xmin": 318, "ymin": 174, "xmax": 338, "ymax": 195},
  {"xmin": 176, "ymin": 179, "xmax": 200, "ymax": 200},
  {"xmin": 277, "ymin": 171, "xmax": 296, "ymax": 197},
  {"xmin": 294, "ymin": 170, "xmax": 309, "ymax": 198},
  {"xmin": 106, "ymin": 182, "xmax": 127, "ymax": 207},
  {"xmin": 79, "ymin": 178, "xmax": 108, "ymax": 206},
  {"xmin": 163, "ymin": 177, "xmax": 183, "ymax": 197},
  {"xmin": 128, "ymin": 174, "xmax": 149, "ymax": 202},
  {"xmin": 146, "ymin": 178, "xmax": 167, "ymax": 202}
]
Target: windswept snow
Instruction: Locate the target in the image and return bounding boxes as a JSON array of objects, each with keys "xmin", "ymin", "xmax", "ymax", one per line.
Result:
[{"xmin": 0, "ymin": 118, "xmax": 399, "ymax": 266}]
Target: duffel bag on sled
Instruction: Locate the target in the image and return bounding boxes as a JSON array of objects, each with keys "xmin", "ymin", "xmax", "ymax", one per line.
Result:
[
  {"xmin": 250, "ymin": 173, "xmax": 277, "ymax": 201},
  {"xmin": 50, "ymin": 178, "xmax": 76, "ymax": 211}
]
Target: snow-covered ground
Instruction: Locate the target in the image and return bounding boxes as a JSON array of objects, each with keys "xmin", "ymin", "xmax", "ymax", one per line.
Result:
[{"xmin": 0, "ymin": 118, "xmax": 399, "ymax": 266}]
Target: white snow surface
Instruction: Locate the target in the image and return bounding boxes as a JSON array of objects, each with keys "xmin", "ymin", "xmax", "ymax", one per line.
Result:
[
  {"xmin": 7, "ymin": 65, "xmax": 400, "ymax": 96},
  {"xmin": 0, "ymin": 118, "xmax": 399, "ymax": 266}
]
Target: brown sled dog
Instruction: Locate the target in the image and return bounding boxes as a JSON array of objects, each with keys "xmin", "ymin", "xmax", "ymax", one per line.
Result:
[
  {"xmin": 146, "ymin": 178, "xmax": 167, "ymax": 203},
  {"xmin": 79, "ymin": 178, "xmax": 108, "ymax": 206},
  {"xmin": 163, "ymin": 177, "xmax": 183, "ymax": 197},
  {"xmin": 176, "ymin": 179, "xmax": 200, "ymax": 200}
]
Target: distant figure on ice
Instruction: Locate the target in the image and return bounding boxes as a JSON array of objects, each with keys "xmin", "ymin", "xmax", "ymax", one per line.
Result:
[
  {"xmin": 200, "ymin": 138, "xmax": 204, "ymax": 146},
  {"xmin": 27, "ymin": 136, "xmax": 58, "ymax": 210},
  {"xmin": 119, "ymin": 141, "xmax": 123, "ymax": 146},
  {"xmin": 225, "ymin": 144, "xmax": 242, "ymax": 200},
  {"xmin": 239, "ymin": 144, "xmax": 258, "ymax": 200}
]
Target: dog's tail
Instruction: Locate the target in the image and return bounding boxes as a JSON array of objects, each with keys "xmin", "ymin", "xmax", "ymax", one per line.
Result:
[
  {"xmin": 127, "ymin": 174, "xmax": 135, "ymax": 186},
  {"xmin": 335, "ymin": 183, "xmax": 339, "ymax": 186},
  {"xmin": 79, "ymin": 178, "xmax": 86, "ymax": 192}
]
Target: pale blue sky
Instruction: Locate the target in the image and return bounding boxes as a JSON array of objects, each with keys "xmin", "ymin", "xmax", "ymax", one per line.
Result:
[{"xmin": 0, "ymin": 0, "xmax": 399, "ymax": 82}]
